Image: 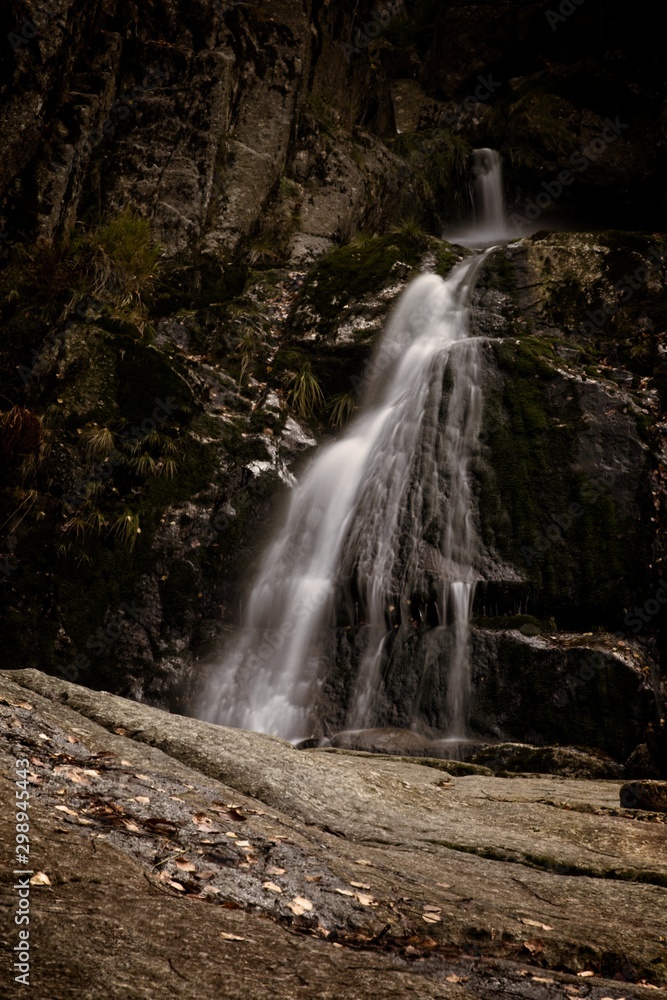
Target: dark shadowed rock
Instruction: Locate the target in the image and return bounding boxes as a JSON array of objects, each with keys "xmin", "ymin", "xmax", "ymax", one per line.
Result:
[
  {"xmin": 624, "ymin": 744, "xmax": 664, "ymax": 780},
  {"xmin": 469, "ymin": 743, "xmax": 624, "ymax": 779},
  {"xmin": 620, "ymin": 780, "xmax": 667, "ymax": 812}
]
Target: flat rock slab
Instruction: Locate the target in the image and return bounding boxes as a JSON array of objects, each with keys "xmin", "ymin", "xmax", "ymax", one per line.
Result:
[{"xmin": 1, "ymin": 669, "xmax": 666, "ymax": 998}]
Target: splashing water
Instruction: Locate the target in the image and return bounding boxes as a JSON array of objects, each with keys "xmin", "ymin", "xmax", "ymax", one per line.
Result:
[{"xmin": 198, "ymin": 250, "xmax": 490, "ymax": 741}]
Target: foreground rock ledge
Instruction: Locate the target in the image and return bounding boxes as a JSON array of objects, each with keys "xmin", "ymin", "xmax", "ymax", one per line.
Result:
[{"xmin": 1, "ymin": 670, "xmax": 666, "ymax": 999}]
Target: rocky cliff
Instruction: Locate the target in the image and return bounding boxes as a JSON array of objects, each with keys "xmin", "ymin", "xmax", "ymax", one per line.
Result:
[{"xmin": 0, "ymin": 1, "xmax": 666, "ymax": 760}]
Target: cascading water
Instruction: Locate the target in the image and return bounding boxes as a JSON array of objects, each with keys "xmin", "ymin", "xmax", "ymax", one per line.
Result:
[
  {"xmin": 445, "ymin": 147, "xmax": 518, "ymax": 248},
  {"xmin": 199, "ymin": 251, "xmax": 491, "ymax": 742}
]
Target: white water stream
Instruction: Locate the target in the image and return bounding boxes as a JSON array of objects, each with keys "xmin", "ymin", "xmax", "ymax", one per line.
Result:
[{"xmin": 200, "ymin": 151, "xmax": 509, "ymax": 742}]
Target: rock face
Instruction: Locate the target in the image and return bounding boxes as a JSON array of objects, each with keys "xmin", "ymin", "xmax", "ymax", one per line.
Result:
[
  {"xmin": 1, "ymin": 1, "xmax": 666, "ymax": 750},
  {"xmin": 1, "ymin": 668, "xmax": 667, "ymax": 997}
]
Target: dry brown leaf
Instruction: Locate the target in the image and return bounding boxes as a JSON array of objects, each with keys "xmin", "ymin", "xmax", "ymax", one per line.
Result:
[
  {"xmin": 263, "ymin": 881, "xmax": 283, "ymax": 893},
  {"xmin": 54, "ymin": 805, "xmax": 77, "ymax": 816},
  {"xmin": 355, "ymin": 893, "xmax": 376, "ymax": 907},
  {"xmin": 577, "ymin": 971, "xmax": 595, "ymax": 978},
  {"xmin": 236, "ymin": 840, "xmax": 251, "ymax": 848},
  {"xmin": 523, "ymin": 940, "xmax": 544, "ymax": 954},
  {"xmin": 65, "ymin": 735, "xmax": 79, "ymax": 744},
  {"xmin": 83, "ymin": 769, "xmax": 100, "ymax": 777},
  {"xmin": 288, "ymin": 896, "xmax": 313, "ymax": 916},
  {"xmin": 220, "ymin": 932, "xmax": 247, "ymax": 941},
  {"xmin": 175, "ymin": 859, "xmax": 196, "ymax": 872},
  {"xmin": 77, "ymin": 817, "xmax": 94, "ymax": 826},
  {"xmin": 122, "ymin": 819, "xmax": 141, "ymax": 833},
  {"xmin": 197, "ymin": 871, "xmax": 216, "ymax": 880},
  {"xmin": 334, "ymin": 888, "xmax": 354, "ymax": 897},
  {"xmin": 423, "ymin": 913, "xmax": 441, "ymax": 924},
  {"xmin": 168, "ymin": 880, "xmax": 185, "ymax": 892},
  {"xmin": 521, "ymin": 917, "xmax": 554, "ymax": 931},
  {"xmin": 30, "ymin": 872, "xmax": 51, "ymax": 886},
  {"xmin": 349, "ymin": 881, "xmax": 370, "ymax": 889},
  {"xmin": 437, "ymin": 883, "xmax": 453, "ymax": 889},
  {"xmin": 134, "ymin": 796, "xmax": 150, "ymax": 804},
  {"xmin": 225, "ymin": 831, "xmax": 238, "ymax": 839},
  {"xmin": 423, "ymin": 904, "xmax": 441, "ymax": 912},
  {"xmin": 354, "ymin": 859, "xmax": 372, "ymax": 866},
  {"xmin": 445, "ymin": 975, "xmax": 461, "ymax": 983},
  {"xmin": 266, "ymin": 866, "xmax": 285, "ymax": 876},
  {"xmin": 531, "ymin": 978, "xmax": 555, "ymax": 984}
]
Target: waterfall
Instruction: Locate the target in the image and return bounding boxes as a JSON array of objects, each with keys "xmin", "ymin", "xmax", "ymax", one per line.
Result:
[
  {"xmin": 199, "ymin": 251, "xmax": 490, "ymax": 742},
  {"xmin": 445, "ymin": 147, "xmax": 517, "ymax": 248}
]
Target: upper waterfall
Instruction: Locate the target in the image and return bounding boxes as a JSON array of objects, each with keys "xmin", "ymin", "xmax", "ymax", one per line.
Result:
[
  {"xmin": 198, "ymin": 251, "xmax": 490, "ymax": 743},
  {"xmin": 445, "ymin": 148, "xmax": 519, "ymax": 248}
]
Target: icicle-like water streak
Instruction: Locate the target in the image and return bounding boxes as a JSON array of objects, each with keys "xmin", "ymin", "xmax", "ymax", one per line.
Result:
[{"xmin": 200, "ymin": 253, "xmax": 489, "ymax": 741}]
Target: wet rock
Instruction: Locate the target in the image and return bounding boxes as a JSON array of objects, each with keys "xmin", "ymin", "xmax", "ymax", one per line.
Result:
[
  {"xmin": 469, "ymin": 743, "xmax": 623, "ymax": 779},
  {"xmin": 620, "ymin": 780, "xmax": 667, "ymax": 812},
  {"xmin": 329, "ymin": 726, "xmax": 440, "ymax": 756}
]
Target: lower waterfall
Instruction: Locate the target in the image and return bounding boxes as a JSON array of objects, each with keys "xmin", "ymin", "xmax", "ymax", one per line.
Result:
[{"xmin": 199, "ymin": 250, "xmax": 490, "ymax": 742}]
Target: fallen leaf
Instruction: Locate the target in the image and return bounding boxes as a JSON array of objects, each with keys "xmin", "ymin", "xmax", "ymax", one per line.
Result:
[
  {"xmin": 134, "ymin": 796, "xmax": 150, "ymax": 804},
  {"xmin": 531, "ymin": 977, "xmax": 555, "ymax": 984},
  {"xmin": 236, "ymin": 840, "xmax": 251, "ymax": 848},
  {"xmin": 263, "ymin": 881, "xmax": 283, "ymax": 893},
  {"xmin": 350, "ymin": 881, "xmax": 370, "ymax": 889},
  {"xmin": 445, "ymin": 975, "xmax": 461, "ymax": 983},
  {"xmin": 355, "ymin": 893, "xmax": 376, "ymax": 907},
  {"xmin": 121, "ymin": 819, "xmax": 141, "ymax": 833},
  {"xmin": 577, "ymin": 971, "xmax": 595, "ymax": 978},
  {"xmin": 197, "ymin": 871, "xmax": 216, "ymax": 880},
  {"xmin": 54, "ymin": 805, "xmax": 77, "ymax": 816},
  {"xmin": 65, "ymin": 735, "xmax": 79, "ymax": 744},
  {"xmin": 523, "ymin": 940, "xmax": 544, "ymax": 954},
  {"xmin": 53, "ymin": 765, "xmax": 88, "ymax": 784},
  {"xmin": 168, "ymin": 881, "xmax": 185, "ymax": 892},
  {"xmin": 175, "ymin": 859, "xmax": 196, "ymax": 872},
  {"xmin": 170, "ymin": 796, "xmax": 185, "ymax": 803},
  {"xmin": 521, "ymin": 918, "xmax": 554, "ymax": 931},
  {"xmin": 288, "ymin": 896, "xmax": 313, "ymax": 916},
  {"xmin": 437, "ymin": 882, "xmax": 453, "ymax": 889},
  {"xmin": 334, "ymin": 888, "xmax": 354, "ymax": 897},
  {"xmin": 226, "ymin": 808, "xmax": 246, "ymax": 822},
  {"xmin": 77, "ymin": 817, "xmax": 94, "ymax": 826},
  {"xmin": 30, "ymin": 872, "xmax": 51, "ymax": 886},
  {"xmin": 423, "ymin": 913, "xmax": 441, "ymax": 924},
  {"xmin": 220, "ymin": 933, "xmax": 247, "ymax": 941},
  {"xmin": 423, "ymin": 904, "xmax": 441, "ymax": 912},
  {"xmin": 354, "ymin": 859, "xmax": 372, "ymax": 866},
  {"xmin": 114, "ymin": 728, "xmax": 127, "ymax": 735},
  {"xmin": 266, "ymin": 866, "xmax": 285, "ymax": 876},
  {"xmin": 304, "ymin": 874, "xmax": 322, "ymax": 883},
  {"xmin": 83, "ymin": 769, "xmax": 100, "ymax": 777}
]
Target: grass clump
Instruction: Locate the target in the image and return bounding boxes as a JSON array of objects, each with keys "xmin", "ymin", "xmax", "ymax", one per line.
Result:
[{"xmin": 281, "ymin": 362, "xmax": 325, "ymax": 419}]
